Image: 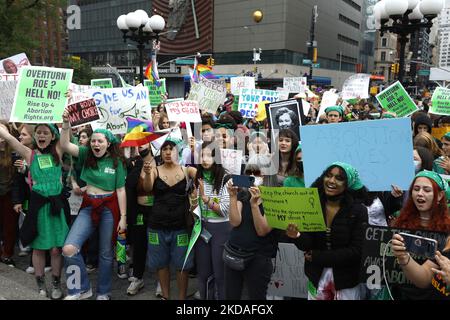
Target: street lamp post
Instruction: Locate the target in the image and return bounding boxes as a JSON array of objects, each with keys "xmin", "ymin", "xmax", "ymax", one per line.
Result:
[
  {"xmin": 374, "ymin": 0, "xmax": 444, "ymax": 83},
  {"xmin": 117, "ymin": 10, "xmax": 166, "ymax": 84}
]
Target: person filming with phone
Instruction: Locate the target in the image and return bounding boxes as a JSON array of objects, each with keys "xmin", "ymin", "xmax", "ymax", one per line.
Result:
[{"xmin": 391, "ymin": 170, "xmax": 450, "ymax": 300}]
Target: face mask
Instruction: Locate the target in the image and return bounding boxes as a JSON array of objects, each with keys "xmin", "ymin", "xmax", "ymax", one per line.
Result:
[
  {"xmin": 139, "ymin": 148, "xmax": 151, "ymax": 158},
  {"xmin": 414, "ymin": 160, "xmax": 421, "ymax": 173},
  {"xmin": 253, "ymin": 176, "xmax": 264, "ymax": 187}
]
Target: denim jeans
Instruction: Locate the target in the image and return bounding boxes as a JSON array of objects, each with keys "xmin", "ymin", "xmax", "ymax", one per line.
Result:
[{"xmin": 64, "ymin": 205, "xmax": 114, "ymax": 296}]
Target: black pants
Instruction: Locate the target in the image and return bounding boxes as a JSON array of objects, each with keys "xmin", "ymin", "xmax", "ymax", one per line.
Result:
[
  {"xmin": 224, "ymin": 253, "xmax": 273, "ymax": 300},
  {"xmin": 128, "ymin": 205, "xmax": 151, "ymax": 279}
]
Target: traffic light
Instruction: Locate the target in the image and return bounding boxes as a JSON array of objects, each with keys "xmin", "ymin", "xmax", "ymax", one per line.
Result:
[
  {"xmin": 210, "ymin": 58, "xmax": 215, "ymax": 66},
  {"xmin": 207, "ymin": 57, "xmax": 215, "ymax": 67},
  {"xmin": 395, "ymin": 63, "xmax": 400, "ymax": 74},
  {"xmin": 313, "ymin": 48, "xmax": 318, "ymax": 63},
  {"xmin": 391, "ymin": 63, "xmax": 398, "ymax": 74}
]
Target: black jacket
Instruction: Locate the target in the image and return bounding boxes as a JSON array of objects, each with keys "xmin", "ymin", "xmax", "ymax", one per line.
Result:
[
  {"xmin": 292, "ymin": 202, "xmax": 368, "ymax": 290},
  {"xmin": 11, "ymin": 169, "xmax": 30, "ymax": 206}
]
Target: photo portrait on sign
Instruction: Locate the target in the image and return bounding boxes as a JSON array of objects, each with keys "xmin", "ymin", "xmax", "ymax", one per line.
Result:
[
  {"xmin": 0, "ymin": 53, "xmax": 30, "ymax": 75},
  {"xmin": 267, "ymin": 99, "xmax": 304, "ymax": 140}
]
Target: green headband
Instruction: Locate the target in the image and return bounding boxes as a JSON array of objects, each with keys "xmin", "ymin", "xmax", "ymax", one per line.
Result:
[
  {"xmin": 93, "ymin": 129, "xmax": 119, "ymax": 144},
  {"xmin": 415, "ymin": 170, "xmax": 448, "ymax": 192},
  {"xmin": 325, "ymin": 106, "xmax": 344, "ymax": 117},
  {"xmin": 215, "ymin": 122, "xmax": 234, "ymax": 130},
  {"xmin": 36, "ymin": 124, "xmax": 60, "ymax": 139},
  {"xmin": 329, "ymin": 161, "xmax": 363, "ymax": 191}
]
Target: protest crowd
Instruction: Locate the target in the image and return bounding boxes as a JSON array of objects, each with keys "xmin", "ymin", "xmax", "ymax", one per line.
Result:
[{"xmin": 0, "ymin": 51, "xmax": 450, "ymax": 302}]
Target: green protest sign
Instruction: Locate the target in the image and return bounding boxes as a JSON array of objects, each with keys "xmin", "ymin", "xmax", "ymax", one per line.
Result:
[
  {"xmin": 10, "ymin": 66, "xmax": 73, "ymax": 123},
  {"xmin": 182, "ymin": 206, "xmax": 201, "ymax": 271},
  {"xmin": 376, "ymin": 81, "xmax": 418, "ymax": 117},
  {"xmin": 90, "ymin": 78, "xmax": 113, "ymax": 88},
  {"xmin": 260, "ymin": 187, "xmax": 326, "ymax": 232},
  {"xmin": 431, "ymin": 87, "xmax": 450, "ymax": 115},
  {"xmin": 144, "ymin": 79, "xmax": 166, "ymax": 107}
]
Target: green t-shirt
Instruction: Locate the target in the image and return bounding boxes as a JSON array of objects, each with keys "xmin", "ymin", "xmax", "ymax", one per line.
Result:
[
  {"xmin": 283, "ymin": 176, "xmax": 305, "ymax": 188},
  {"xmin": 77, "ymin": 146, "xmax": 126, "ymax": 191}
]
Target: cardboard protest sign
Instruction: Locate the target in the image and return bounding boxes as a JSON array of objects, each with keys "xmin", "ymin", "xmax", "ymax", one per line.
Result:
[
  {"xmin": 90, "ymin": 78, "xmax": 113, "ymax": 88},
  {"xmin": 220, "ymin": 149, "xmax": 243, "ymax": 174},
  {"xmin": 431, "ymin": 87, "xmax": 450, "ymax": 115},
  {"xmin": 144, "ymin": 79, "xmax": 166, "ymax": 107},
  {"xmin": 10, "ymin": 66, "xmax": 73, "ymax": 123},
  {"xmin": 66, "ymin": 98, "xmax": 99, "ymax": 128},
  {"xmin": 342, "ymin": 73, "xmax": 371, "ymax": 100},
  {"xmin": 260, "ymin": 187, "xmax": 325, "ymax": 232},
  {"xmin": 0, "ymin": 53, "xmax": 30, "ymax": 75},
  {"xmin": 276, "ymin": 87, "xmax": 290, "ymax": 101},
  {"xmin": 361, "ymin": 226, "xmax": 448, "ymax": 288},
  {"xmin": 165, "ymin": 100, "xmax": 201, "ymax": 123},
  {"xmin": 239, "ymin": 88, "xmax": 280, "ymax": 119},
  {"xmin": 267, "ymin": 243, "xmax": 308, "ymax": 298},
  {"xmin": 188, "ymin": 77, "xmax": 226, "ymax": 114},
  {"xmin": 230, "ymin": 76, "xmax": 255, "ymax": 95},
  {"xmin": 283, "ymin": 77, "xmax": 307, "ymax": 94},
  {"xmin": 301, "ymin": 118, "xmax": 415, "ymax": 191},
  {"xmin": 0, "ymin": 81, "xmax": 17, "ymax": 120},
  {"xmin": 69, "ymin": 83, "xmax": 100, "ymax": 103},
  {"xmin": 87, "ymin": 87, "xmax": 151, "ymax": 134},
  {"xmin": 376, "ymin": 81, "xmax": 418, "ymax": 117}
]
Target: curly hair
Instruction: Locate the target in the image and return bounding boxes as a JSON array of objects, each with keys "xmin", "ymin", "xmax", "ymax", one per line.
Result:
[
  {"xmin": 275, "ymin": 107, "xmax": 299, "ymax": 129},
  {"xmin": 391, "ymin": 177, "xmax": 450, "ymax": 233}
]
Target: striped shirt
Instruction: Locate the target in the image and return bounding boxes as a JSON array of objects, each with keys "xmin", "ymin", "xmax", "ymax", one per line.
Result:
[{"xmin": 199, "ymin": 178, "xmax": 230, "ymax": 223}]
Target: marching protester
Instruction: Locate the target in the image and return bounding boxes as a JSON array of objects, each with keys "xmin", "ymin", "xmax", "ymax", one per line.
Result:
[
  {"xmin": 142, "ymin": 137, "xmax": 197, "ymax": 300},
  {"xmin": 60, "ymin": 110, "xmax": 127, "ymax": 300},
  {"xmin": 286, "ymin": 162, "xmax": 368, "ymax": 300},
  {"xmin": 325, "ymin": 106, "xmax": 344, "ymax": 124},
  {"xmin": 0, "ymin": 122, "xmax": 69, "ymax": 299}
]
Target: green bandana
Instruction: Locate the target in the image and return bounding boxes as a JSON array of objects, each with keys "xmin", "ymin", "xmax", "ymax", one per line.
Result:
[
  {"xmin": 329, "ymin": 162, "xmax": 363, "ymax": 191},
  {"xmin": 215, "ymin": 123, "xmax": 234, "ymax": 130},
  {"xmin": 415, "ymin": 170, "xmax": 448, "ymax": 192},
  {"xmin": 444, "ymin": 132, "xmax": 450, "ymax": 141},
  {"xmin": 325, "ymin": 106, "xmax": 344, "ymax": 117},
  {"xmin": 382, "ymin": 113, "xmax": 395, "ymax": 119},
  {"xmin": 203, "ymin": 170, "xmax": 214, "ymax": 184},
  {"xmin": 93, "ymin": 129, "xmax": 119, "ymax": 144},
  {"xmin": 37, "ymin": 124, "xmax": 60, "ymax": 139}
]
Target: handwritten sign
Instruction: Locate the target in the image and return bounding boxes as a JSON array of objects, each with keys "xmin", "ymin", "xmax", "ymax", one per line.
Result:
[
  {"xmin": 361, "ymin": 226, "xmax": 448, "ymax": 288},
  {"xmin": 316, "ymin": 90, "xmax": 339, "ymax": 122},
  {"xmin": 267, "ymin": 243, "xmax": 308, "ymax": 298},
  {"xmin": 165, "ymin": 100, "xmax": 201, "ymax": 123},
  {"xmin": 68, "ymin": 191, "xmax": 83, "ymax": 216},
  {"xmin": 86, "ymin": 87, "xmax": 151, "ymax": 134},
  {"xmin": 230, "ymin": 76, "xmax": 255, "ymax": 95},
  {"xmin": 342, "ymin": 73, "xmax": 371, "ymax": 100},
  {"xmin": 188, "ymin": 77, "xmax": 226, "ymax": 114},
  {"xmin": 431, "ymin": 87, "xmax": 450, "ymax": 115},
  {"xmin": 283, "ymin": 77, "xmax": 307, "ymax": 94},
  {"xmin": 238, "ymin": 88, "xmax": 280, "ymax": 119},
  {"xmin": 220, "ymin": 149, "xmax": 243, "ymax": 175},
  {"xmin": 0, "ymin": 81, "xmax": 17, "ymax": 120},
  {"xmin": 276, "ymin": 87, "xmax": 290, "ymax": 101},
  {"xmin": 66, "ymin": 98, "xmax": 99, "ymax": 128},
  {"xmin": 144, "ymin": 79, "xmax": 166, "ymax": 107},
  {"xmin": 10, "ymin": 66, "xmax": 73, "ymax": 123},
  {"xmin": 260, "ymin": 187, "xmax": 325, "ymax": 232},
  {"xmin": 301, "ymin": 118, "xmax": 415, "ymax": 191},
  {"xmin": 0, "ymin": 52, "xmax": 30, "ymax": 75},
  {"xmin": 376, "ymin": 81, "xmax": 418, "ymax": 117},
  {"xmin": 90, "ymin": 78, "xmax": 113, "ymax": 88}
]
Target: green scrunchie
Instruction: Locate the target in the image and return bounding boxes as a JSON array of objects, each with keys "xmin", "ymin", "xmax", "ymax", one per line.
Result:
[
  {"xmin": 325, "ymin": 106, "xmax": 344, "ymax": 117},
  {"xmin": 329, "ymin": 161, "xmax": 363, "ymax": 191},
  {"xmin": 415, "ymin": 170, "xmax": 448, "ymax": 192},
  {"xmin": 93, "ymin": 129, "xmax": 119, "ymax": 144}
]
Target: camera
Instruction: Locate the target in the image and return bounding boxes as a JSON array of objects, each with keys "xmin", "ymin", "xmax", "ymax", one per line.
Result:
[{"xmin": 399, "ymin": 232, "xmax": 438, "ymax": 259}]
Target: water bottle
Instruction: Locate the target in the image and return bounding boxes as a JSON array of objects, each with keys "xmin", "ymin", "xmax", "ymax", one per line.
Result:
[{"xmin": 116, "ymin": 231, "xmax": 127, "ymax": 279}]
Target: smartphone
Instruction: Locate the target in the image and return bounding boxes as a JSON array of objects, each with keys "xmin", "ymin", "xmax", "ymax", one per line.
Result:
[
  {"xmin": 399, "ymin": 232, "xmax": 438, "ymax": 259},
  {"xmin": 231, "ymin": 175, "xmax": 255, "ymax": 188}
]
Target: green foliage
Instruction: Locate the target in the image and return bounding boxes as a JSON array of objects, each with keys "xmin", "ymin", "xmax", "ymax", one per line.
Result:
[{"xmin": 63, "ymin": 56, "xmax": 98, "ymax": 85}]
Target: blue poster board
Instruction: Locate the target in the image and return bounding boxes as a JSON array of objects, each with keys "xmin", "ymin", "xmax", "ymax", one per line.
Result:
[{"xmin": 300, "ymin": 118, "xmax": 415, "ymax": 191}]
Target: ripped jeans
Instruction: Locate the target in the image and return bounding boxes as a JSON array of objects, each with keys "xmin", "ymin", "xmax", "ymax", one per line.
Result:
[{"xmin": 63, "ymin": 206, "xmax": 114, "ymax": 296}]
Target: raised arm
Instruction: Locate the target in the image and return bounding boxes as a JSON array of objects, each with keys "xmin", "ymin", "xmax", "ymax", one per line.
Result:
[
  {"xmin": 0, "ymin": 124, "xmax": 32, "ymax": 164},
  {"xmin": 60, "ymin": 109, "xmax": 79, "ymax": 157},
  {"xmin": 142, "ymin": 163, "xmax": 156, "ymax": 193},
  {"xmin": 226, "ymin": 179, "xmax": 242, "ymax": 227}
]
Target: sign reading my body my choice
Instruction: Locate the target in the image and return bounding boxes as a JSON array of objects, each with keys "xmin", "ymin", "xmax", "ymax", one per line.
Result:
[{"xmin": 10, "ymin": 66, "xmax": 73, "ymax": 123}]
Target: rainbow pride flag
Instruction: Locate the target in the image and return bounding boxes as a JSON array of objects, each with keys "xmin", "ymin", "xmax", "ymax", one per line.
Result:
[
  {"xmin": 120, "ymin": 117, "xmax": 160, "ymax": 147},
  {"xmin": 144, "ymin": 52, "xmax": 161, "ymax": 86}
]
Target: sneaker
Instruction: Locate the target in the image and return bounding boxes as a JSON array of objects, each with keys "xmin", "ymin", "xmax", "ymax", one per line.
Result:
[
  {"xmin": 44, "ymin": 266, "xmax": 52, "ymax": 273},
  {"xmin": 117, "ymin": 263, "xmax": 127, "ymax": 279},
  {"xmin": 127, "ymin": 278, "xmax": 144, "ymax": 296},
  {"xmin": 86, "ymin": 264, "xmax": 97, "ymax": 273},
  {"xmin": 51, "ymin": 277, "xmax": 63, "ymax": 300},
  {"xmin": 64, "ymin": 288, "xmax": 93, "ymax": 300},
  {"xmin": 96, "ymin": 294, "xmax": 111, "ymax": 300},
  {"xmin": 1, "ymin": 257, "xmax": 16, "ymax": 267},
  {"xmin": 25, "ymin": 266, "xmax": 35, "ymax": 274},
  {"xmin": 36, "ymin": 276, "xmax": 47, "ymax": 298},
  {"xmin": 155, "ymin": 281, "xmax": 162, "ymax": 298}
]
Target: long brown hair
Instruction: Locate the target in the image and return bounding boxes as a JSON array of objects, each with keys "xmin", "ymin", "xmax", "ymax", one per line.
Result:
[
  {"xmin": 391, "ymin": 178, "xmax": 450, "ymax": 233},
  {"xmin": 414, "ymin": 131, "xmax": 443, "ymax": 158}
]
